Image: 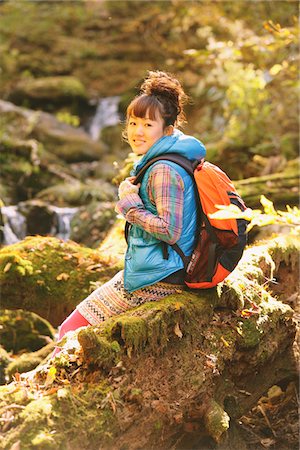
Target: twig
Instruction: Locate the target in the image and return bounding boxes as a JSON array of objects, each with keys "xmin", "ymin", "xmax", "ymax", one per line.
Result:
[{"xmin": 257, "ymin": 404, "xmax": 277, "ymax": 437}]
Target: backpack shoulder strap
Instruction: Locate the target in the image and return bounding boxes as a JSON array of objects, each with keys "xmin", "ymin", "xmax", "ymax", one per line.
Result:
[
  {"xmin": 133, "ymin": 153, "xmax": 200, "ymax": 185},
  {"xmin": 125, "ymin": 154, "xmax": 199, "ymax": 244}
]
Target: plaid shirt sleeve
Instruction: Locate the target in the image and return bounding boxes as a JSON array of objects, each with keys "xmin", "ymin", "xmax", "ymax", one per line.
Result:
[{"xmin": 115, "ymin": 164, "xmax": 184, "ymax": 244}]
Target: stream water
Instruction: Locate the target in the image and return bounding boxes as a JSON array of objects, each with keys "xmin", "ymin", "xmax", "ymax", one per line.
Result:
[
  {"xmin": 1, "ymin": 205, "xmax": 78, "ymax": 245},
  {"xmin": 88, "ymin": 96, "xmax": 120, "ymax": 141}
]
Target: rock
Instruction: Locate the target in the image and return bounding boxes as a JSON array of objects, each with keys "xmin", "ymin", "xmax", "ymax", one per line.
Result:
[
  {"xmin": 0, "ymin": 309, "xmax": 55, "ymax": 353},
  {"xmin": 36, "ymin": 179, "xmax": 116, "ymax": 206},
  {"xmin": 69, "ymin": 201, "xmax": 117, "ymax": 247},
  {"xmin": 0, "ymin": 236, "xmax": 122, "ymax": 326},
  {"xmin": 0, "ymin": 100, "xmax": 106, "ymax": 163},
  {"xmin": 10, "ymin": 76, "xmax": 88, "ymax": 106},
  {"xmin": 18, "ymin": 200, "xmax": 57, "ymax": 236}
]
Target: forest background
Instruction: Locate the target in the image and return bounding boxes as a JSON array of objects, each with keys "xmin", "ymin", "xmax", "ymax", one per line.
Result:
[{"xmin": 0, "ymin": 1, "xmax": 299, "ymax": 450}]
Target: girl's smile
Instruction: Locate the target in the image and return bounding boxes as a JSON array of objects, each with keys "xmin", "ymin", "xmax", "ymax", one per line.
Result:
[{"xmin": 127, "ymin": 112, "xmax": 166, "ymax": 155}]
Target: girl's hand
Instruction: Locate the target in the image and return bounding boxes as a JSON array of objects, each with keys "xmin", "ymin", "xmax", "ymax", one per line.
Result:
[{"xmin": 118, "ymin": 178, "xmax": 140, "ymax": 200}]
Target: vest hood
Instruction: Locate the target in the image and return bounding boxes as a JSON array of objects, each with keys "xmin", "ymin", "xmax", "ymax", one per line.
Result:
[{"xmin": 132, "ymin": 129, "xmax": 206, "ymax": 175}]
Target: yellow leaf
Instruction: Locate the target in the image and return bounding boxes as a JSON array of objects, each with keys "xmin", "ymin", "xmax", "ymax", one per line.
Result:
[
  {"xmin": 174, "ymin": 322, "xmax": 183, "ymax": 339},
  {"xmin": 269, "ymin": 64, "xmax": 283, "ymax": 76},
  {"xmin": 220, "ymin": 336, "xmax": 229, "ymax": 347},
  {"xmin": 56, "ymin": 273, "xmax": 70, "ymax": 281},
  {"xmin": 45, "ymin": 366, "xmax": 57, "ymax": 386},
  {"xmin": 4, "ymin": 262, "xmax": 12, "ymax": 273},
  {"xmin": 260, "ymin": 195, "xmax": 276, "ymax": 215},
  {"xmin": 174, "ymin": 302, "xmax": 182, "ymax": 311}
]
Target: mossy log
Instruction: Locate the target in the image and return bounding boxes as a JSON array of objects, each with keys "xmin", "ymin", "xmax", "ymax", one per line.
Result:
[
  {"xmin": 235, "ymin": 159, "xmax": 299, "ymax": 208},
  {"xmin": 0, "ymin": 234, "xmax": 298, "ymax": 450}
]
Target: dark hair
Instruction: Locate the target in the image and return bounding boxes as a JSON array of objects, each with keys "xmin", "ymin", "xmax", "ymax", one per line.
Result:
[{"xmin": 126, "ymin": 70, "xmax": 188, "ymax": 128}]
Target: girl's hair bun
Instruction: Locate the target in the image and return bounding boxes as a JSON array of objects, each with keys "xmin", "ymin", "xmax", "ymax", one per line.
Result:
[{"xmin": 140, "ymin": 71, "xmax": 188, "ymax": 126}]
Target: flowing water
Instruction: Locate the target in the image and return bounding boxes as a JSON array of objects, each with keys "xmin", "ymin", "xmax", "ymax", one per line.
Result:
[
  {"xmin": 1, "ymin": 205, "xmax": 78, "ymax": 245},
  {"xmin": 88, "ymin": 96, "xmax": 120, "ymax": 141}
]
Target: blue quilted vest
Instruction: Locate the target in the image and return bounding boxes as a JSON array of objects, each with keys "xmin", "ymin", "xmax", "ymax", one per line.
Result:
[{"xmin": 124, "ymin": 130, "xmax": 206, "ymax": 292}]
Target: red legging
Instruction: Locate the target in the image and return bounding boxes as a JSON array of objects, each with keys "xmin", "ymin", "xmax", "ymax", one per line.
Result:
[{"xmin": 52, "ymin": 309, "xmax": 90, "ymax": 357}]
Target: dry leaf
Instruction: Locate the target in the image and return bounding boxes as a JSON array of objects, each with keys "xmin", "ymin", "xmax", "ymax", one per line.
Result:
[
  {"xmin": 174, "ymin": 302, "xmax": 182, "ymax": 311},
  {"xmin": 220, "ymin": 336, "xmax": 229, "ymax": 347},
  {"xmin": 4, "ymin": 262, "xmax": 12, "ymax": 273},
  {"xmin": 45, "ymin": 366, "xmax": 57, "ymax": 387},
  {"xmin": 174, "ymin": 322, "xmax": 183, "ymax": 338},
  {"xmin": 56, "ymin": 273, "xmax": 70, "ymax": 281}
]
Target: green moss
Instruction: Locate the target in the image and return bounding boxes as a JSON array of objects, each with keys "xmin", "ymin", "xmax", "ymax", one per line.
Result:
[
  {"xmin": 78, "ymin": 291, "xmax": 213, "ymax": 368},
  {"xmin": 1, "ymin": 381, "xmax": 117, "ymax": 450},
  {"xmin": 237, "ymin": 319, "xmax": 262, "ymax": 349},
  {"xmin": 204, "ymin": 399, "xmax": 230, "ymax": 443},
  {"xmin": 0, "ymin": 236, "xmax": 119, "ymax": 326},
  {"xmin": 78, "ymin": 327, "xmax": 121, "ymax": 369},
  {"xmin": 0, "ymin": 309, "xmax": 55, "ymax": 353},
  {"xmin": 6, "ymin": 342, "xmax": 54, "ymax": 379}
]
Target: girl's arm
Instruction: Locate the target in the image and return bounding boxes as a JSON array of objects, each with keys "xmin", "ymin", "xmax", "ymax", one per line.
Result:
[{"xmin": 115, "ymin": 164, "xmax": 184, "ymax": 244}]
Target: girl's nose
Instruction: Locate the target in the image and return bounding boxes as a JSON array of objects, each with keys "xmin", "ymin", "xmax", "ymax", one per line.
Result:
[{"xmin": 136, "ymin": 124, "xmax": 144, "ymax": 135}]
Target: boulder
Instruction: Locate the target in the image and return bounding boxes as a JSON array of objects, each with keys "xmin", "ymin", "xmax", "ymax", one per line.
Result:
[
  {"xmin": 0, "ymin": 236, "xmax": 122, "ymax": 326},
  {"xmin": 0, "ymin": 100, "xmax": 106, "ymax": 163},
  {"xmin": 0, "ymin": 309, "xmax": 55, "ymax": 353},
  {"xmin": 10, "ymin": 76, "xmax": 88, "ymax": 107},
  {"xmin": 70, "ymin": 201, "xmax": 117, "ymax": 248}
]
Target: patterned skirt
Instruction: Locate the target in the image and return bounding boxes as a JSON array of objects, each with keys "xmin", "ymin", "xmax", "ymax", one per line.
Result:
[{"xmin": 76, "ymin": 270, "xmax": 183, "ymax": 326}]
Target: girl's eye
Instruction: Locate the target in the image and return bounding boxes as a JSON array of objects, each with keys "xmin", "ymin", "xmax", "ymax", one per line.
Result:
[
  {"xmin": 145, "ymin": 123, "xmax": 152, "ymax": 127},
  {"xmin": 129, "ymin": 121, "xmax": 136, "ymax": 126}
]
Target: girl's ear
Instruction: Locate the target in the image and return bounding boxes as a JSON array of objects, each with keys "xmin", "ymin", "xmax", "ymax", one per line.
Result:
[{"xmin": 164, "ymin": 125, "xmax": 174, "ymax": 136}]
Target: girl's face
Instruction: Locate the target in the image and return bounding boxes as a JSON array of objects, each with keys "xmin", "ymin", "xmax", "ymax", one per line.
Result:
[{"xmin": 127, "ymin": 111, "xmax": 167, "ymax": 156}]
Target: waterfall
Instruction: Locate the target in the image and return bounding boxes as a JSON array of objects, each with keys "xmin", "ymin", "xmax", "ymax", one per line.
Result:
[
  {"xmin": 88, "ymin": 96, "xmax": 120, "ymax": 141},
  {"xmin": 1, "ymin": 205, "xmax": 26, "ymax": 245},
  {"xmin": 50, "ymin": 206, "xmax": 78, "ymax": 241},
  {"xmin": 1, "ymin": 204, "xmax": 78, "ymax": 245}
]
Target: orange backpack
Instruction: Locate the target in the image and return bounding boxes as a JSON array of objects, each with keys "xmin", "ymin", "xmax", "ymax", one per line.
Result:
[{"xmin": 126, "ymin": 154, "xmax": 248, "ymax": 289}]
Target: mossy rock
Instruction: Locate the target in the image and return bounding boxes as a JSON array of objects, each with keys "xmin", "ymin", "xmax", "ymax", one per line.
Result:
[
  {"xmin": 70, "ymin": 201, "xmax": 117, "ymax": 247},
  {"xmin": 10, "ymin": 76, "xmax": 87, "ymax": 104},
  {"xmin": 0, "ymin": 309, "xmax": 55, "ymax": 353},
  {"xmin": 0, "ymin": 100, "xmax": 106, "ymax": 164},
  {"xmin": 36, "ymin": 180, "xmax": 116, "ymax": 206},
  {"xmin": 0, "ymin": 379, "xmax": 116, "ymax": 450},
  {"xmin": 0, "ymin": 236, "xmax": 122, "ymax": 326}
]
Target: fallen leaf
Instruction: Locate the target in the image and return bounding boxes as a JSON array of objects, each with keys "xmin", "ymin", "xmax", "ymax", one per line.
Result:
[
  {"xmin": 220, "ymin": 336, "xmax": 230, "ymax": 347},
  {"xmin": 45, "ymin": 366, "xmax": 57, "ymax": 387},
  {"xmin": 174, "ymin": 302, "xmax": 182, "ymax": 310},
  {"xmin": 4, "ymin": 262, "xmax": 12, "ymax": 273},
  {"xmin": 174, "ymin": 322, "xmax": 183, "ymax": 338},
  {"xmin": 56, "ymin": 273, "xmax": 70, "ymax": 281}
]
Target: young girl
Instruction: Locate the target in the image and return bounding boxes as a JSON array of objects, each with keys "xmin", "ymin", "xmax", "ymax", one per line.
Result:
[{"xmin": 53, "ymin": 71, "xmax": 206, "ymax": 355}]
